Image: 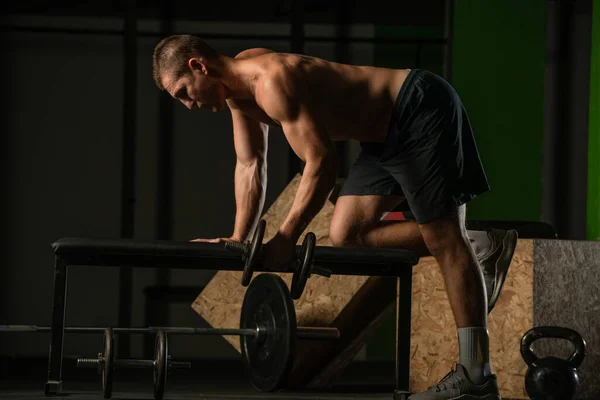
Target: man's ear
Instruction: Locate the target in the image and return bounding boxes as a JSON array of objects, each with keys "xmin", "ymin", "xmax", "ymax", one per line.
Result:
[{"xmin": 188, "ymin": 58, "xmax": 208, "ymax": 75}]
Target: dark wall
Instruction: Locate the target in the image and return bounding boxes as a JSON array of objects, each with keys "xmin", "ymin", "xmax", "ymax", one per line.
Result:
[
  {"xmin": 3, "ymin": 31, "xmax": 125, "ymax": 358},
  {"xmin": 0, "ymin": 18, "xmax": 292, "ymax": 359},
  {"xmin": 2, "ymin": 0, "xmax": 446, "ymax": 25},
  {"xmin": 543, "ymin": 0, "xmax": 594, "ymax": 240}
]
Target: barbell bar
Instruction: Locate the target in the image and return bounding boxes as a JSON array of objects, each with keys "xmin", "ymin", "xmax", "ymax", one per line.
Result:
[{"xmin": 0, "ymin": 325, "xmax": 339, "ymax": 340}]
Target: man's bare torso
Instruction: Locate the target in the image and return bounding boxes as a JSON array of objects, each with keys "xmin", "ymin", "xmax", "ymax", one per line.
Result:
[{"xmin": 230, "ymin": 51, "xmax": 410, "ymax": 143}]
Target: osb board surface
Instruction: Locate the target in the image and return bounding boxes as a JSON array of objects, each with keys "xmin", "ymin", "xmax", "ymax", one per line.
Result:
[
  {"xmin": 409, "ymin": 239, "xmax": 533, "ymax": 399},
  {"xmin": 300, "ymin": 276, "xmax": 399, "ymax": 389},
  {"xmin": 534, "ymin": 239, "xmax": 600, "ymax": 400},
  {"xmin": 192, "ymin": 174, "xmax": 369, "ymax": 352}
]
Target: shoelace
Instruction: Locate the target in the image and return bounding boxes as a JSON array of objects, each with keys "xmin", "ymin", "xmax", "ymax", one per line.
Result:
[{"xmin": 429, "ymin": 365, "xmax": 461, "ymax": 392}]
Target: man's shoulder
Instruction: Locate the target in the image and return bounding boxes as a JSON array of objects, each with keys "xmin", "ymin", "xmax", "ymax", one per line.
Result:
[
  {"xmin": 234, "ymin": 48, "xmax": 276, "ymax": 59},
  {"xmin": 255, "ymin": 60, "xmax": 310, "ymax": 120}
]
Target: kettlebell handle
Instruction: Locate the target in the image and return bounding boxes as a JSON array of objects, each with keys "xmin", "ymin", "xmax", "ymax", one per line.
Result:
[{"xmin": 520, "ymin": 326, "xmax": 586, "ymax": 369}]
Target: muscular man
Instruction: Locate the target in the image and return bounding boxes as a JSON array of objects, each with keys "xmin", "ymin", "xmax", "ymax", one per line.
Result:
[{"xmin": 153, "ymin": 35, "xmax": 517, "ymax": 400}]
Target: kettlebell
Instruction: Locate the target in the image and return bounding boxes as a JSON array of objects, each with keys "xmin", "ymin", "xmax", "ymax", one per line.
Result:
[{"xmin": 520, "ymin": 326, "xmax": 586, "ymax": 400}]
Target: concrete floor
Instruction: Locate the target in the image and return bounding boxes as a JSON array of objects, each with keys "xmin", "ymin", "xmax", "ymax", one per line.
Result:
[
  {"xmin": 0, "ymin": 358, "xmax": 400, "ymax": 400},
  {"xmin": 0, "ymin": 357, "xmax": 525, "ymax": 400}
]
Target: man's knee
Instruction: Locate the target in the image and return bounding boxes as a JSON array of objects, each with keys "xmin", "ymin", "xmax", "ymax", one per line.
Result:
[
  {"xmin": 424, "ymin": 230, "xmax": 469, "ymax": 261},
  {"xmin": 329, "ymin": 220, "xmax": 361, "ymax": 248},
  {"xmin": 420, "ymin": 205, "xmax": 470, "ymax": 259},
  {"xmin": 329, "ymin": 194, "xmax": 398, "ymax": 248}
]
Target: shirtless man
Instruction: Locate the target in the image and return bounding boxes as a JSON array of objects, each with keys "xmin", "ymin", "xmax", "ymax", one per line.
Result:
[{"xmin": 152, "ymin": 35, "xmax": 516, "ymax": 400}]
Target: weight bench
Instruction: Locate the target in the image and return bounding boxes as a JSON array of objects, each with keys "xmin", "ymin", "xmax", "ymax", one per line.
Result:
[{"xmin": 45, "ymin": 237, "xmax": 419, "ymax": 399}]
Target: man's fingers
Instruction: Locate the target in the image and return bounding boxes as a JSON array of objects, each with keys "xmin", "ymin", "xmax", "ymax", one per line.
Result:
[
  {"xmin": 189, "ymin": 237, "xmax": 244, "ymax": 244},
  {"xmin": 190, "ymin": 238, "xmax": 221, "ymax": 243}
]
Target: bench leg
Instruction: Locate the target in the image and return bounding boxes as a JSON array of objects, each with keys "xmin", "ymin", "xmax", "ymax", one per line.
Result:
[
  {"xmin": 394, "ymin": 272, "xmax": 413, "ymax": 399},
  {"xmin": 45, "ymin": 257, "xmax": 68, "ymax": 396}
]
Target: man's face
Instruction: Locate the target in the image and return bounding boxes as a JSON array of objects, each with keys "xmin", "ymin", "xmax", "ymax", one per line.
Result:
[{"xmin": 163, "ymin": 64, "xmax": 225, "ymax": 112}]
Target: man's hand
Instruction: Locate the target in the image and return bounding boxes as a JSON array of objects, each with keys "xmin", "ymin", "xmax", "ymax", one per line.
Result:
[
  {"xmin": 190, "ymin": 237, "xmax": 243, "ymax": 244},
  {"xmin": 262, "ymin": 233, "xmax": 297, "ymax": 272}
]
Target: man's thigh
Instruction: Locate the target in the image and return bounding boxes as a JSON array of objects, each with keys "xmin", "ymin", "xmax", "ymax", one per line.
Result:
[
  {"xmin": 330, "ymin": 194, "xmax": 405, "ymax": 239},
  {"xmin": 333, "ymin": 146, "xmax": 407, "ymax": 239}
]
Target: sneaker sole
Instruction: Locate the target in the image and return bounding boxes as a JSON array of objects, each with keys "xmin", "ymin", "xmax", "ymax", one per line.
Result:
[
  {"xmin": 409, "ymin": 393, "xmax": 502, "ymax": 400},
  {"xmin": 488, "ymin": 229, "xmax": 518, "ymax": 312}
]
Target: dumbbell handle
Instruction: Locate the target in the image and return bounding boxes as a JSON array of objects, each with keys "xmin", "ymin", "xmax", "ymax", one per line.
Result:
[
  {"xmin": 0, "ymin": 325, "xmax": 339, "ymax": 340},
  {"xmin": 224, "ymin": 241, "xmax": 248, "ymax": 256},
  {"xmin": 77, "ymin": 357, "xmax": 190, "ymax": 369},
  {"xmin": 311, "ymin": 266, "xmax": 332, "ymax": 278}
]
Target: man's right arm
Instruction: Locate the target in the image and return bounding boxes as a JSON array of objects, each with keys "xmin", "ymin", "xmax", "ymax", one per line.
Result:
[{"xmin": 228, "ymin": 102, "xmax": 268, "ymax": 242}]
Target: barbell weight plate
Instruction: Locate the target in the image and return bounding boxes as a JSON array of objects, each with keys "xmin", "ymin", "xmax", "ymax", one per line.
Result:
[
  {"xmin": 291, "ymin": 232, "xmax": 316, "ymax": 300},
  {"xmin": 240, "ymin": 273, "xmax": 296, "ymax": 392},
  {"xmin": 241, "ymin": 220, "xmax": 266, "ymax": 287},
  {"xmin": 153, "ymin": 330, "xmax": 168, "ymax": 400},
  {"xmin": 102, "ymin": 328, "xmax": 114, "ymax": 399}
]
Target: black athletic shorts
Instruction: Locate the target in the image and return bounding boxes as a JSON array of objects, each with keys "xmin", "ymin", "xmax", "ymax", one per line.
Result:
[{"xmin": 338, "ymin": 69, "xmax": 490, "ymax": 224}]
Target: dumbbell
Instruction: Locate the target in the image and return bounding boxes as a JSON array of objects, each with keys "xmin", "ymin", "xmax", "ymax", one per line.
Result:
[
  {"xmin": 289, "ymin": 232, "xmax": 332, "ymax": 299},
  {"xmin": 225, "ymin": 220, "xmax": 331, "ymax": 297},
  {"xmin": 77, "ymin": 328, "xmax": 190, "ymax": 400},
  {"xmin": 224, "ymin": 220, "xmax": 266, "ymax": 286}
]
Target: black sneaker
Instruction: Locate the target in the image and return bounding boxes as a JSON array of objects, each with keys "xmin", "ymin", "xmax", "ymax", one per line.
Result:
[
  {"xmin": 408, "ymin": 364, "xmax": 501, "ymax": 400},
  {"xmin": 474, "ymin": 229, "xmax": 518, "ymax": 313}
]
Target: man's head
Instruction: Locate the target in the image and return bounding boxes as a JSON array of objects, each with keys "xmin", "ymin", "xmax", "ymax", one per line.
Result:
[{"xmin": 153, "ymin": 34, "xmax": 226, "ymax": 112}]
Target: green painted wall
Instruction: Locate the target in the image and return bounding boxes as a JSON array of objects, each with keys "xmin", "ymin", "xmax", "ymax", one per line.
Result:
[
  {"xmin": 451, "ymin": 0, "xmax": 547, "ymax": 221},
  {"xmin": 589, "ymin": 0, "xmax": 600, "ymax": 241},
  {"xmin": 367, "ymin": 1, "xmax": 547, "ymax": 362}
]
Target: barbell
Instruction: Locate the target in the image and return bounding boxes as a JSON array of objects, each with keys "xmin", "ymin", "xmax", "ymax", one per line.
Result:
[
  {"xmin": 0, "ymin": 273, "xmax": 340, "ymax": 394},
  {"xmin": 0, "ymin": 324, "xmax": 338, "ymax": 340}
]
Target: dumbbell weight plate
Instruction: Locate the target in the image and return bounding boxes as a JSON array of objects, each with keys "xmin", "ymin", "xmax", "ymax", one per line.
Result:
[
  {"xmin": 291, "ymin": 232, "xmax": 316, "ymax": 300},
  {"xmin": 102, "ymin": 328, "xmax": 114, "ymax": 399},
  {"xmin": 153, "ymin": 330, "xmax": 167, "ymax": 400},
  {"xmin": 240, "ymin": 273, "xmax": 296, "ymax": 392},
  {"xmin": 241, "ymin": 220, "xmax": 266, "ymax": 286}
]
